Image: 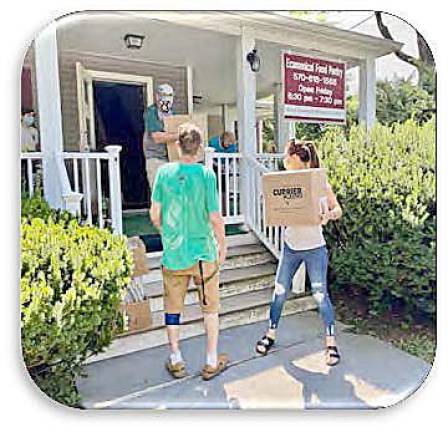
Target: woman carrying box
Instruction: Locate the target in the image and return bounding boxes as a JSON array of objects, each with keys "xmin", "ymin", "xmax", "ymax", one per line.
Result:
[{"xmin": 255, "ymin": 140, "xmax": 343, "ymax": 366}]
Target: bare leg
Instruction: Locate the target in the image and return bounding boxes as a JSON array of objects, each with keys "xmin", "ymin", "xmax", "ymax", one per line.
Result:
[
  {"xmin": 167, "ymin": 325, "xmax": 180, "ymax": 355},
  {"xmin": 203, "ymin": 312, "xmax": 219, "ymax": 367}
]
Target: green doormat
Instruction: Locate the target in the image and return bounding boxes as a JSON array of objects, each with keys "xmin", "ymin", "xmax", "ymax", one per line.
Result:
[{"xmin": 123, "ymin": 211, "xmax": 247, "ymax": 252}]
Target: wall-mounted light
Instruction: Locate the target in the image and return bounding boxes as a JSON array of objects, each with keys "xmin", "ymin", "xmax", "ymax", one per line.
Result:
[
  {"xmin": 124, "ymin": 34, "xmax": 145, "ymax": 49},
  {"xmin": 246, "ymin": 48, "xmax": 261, "ymax": 73}
]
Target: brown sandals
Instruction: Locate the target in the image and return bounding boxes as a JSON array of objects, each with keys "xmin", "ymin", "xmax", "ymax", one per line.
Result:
[
  {"xmin": 201, "ymin": 353, "xmax": 229, "ymax": 381},
  {"xmin": 165, "ymin": 360, "xmax": 187, "ymax": 379}
]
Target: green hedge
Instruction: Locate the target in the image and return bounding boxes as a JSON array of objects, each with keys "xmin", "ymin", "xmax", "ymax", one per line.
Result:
[
  {"xmin": 21, "ymin": 215, "xmax": 132, "ymax": 406},
  {"xmin": 21, "ymin": 193, "xmax": 75, "ymax": 225},
  {"xmin": 318, "ymin": 118, "xmax": 435, "ymax": 319}
]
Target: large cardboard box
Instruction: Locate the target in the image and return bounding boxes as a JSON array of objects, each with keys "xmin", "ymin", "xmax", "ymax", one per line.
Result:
[
  {"xmin": 262, "ymin": 168, "xmax": 327, "ymax": 226},
  {"xmin": 163, "ymin": 113, "xmax": 208, "ymax": 162}
]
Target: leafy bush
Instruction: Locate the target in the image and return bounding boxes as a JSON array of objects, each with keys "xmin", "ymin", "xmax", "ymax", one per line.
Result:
[
  {"xmin": 21, "ymin": 193, "xmax": 75, "ymax": 225},
  {"xmin": 319, "ymin": 118, "xmax": 435, "ymax": 319},
  {"xmin": 21, "ymin": 217, "xmax": 132, "ymax": 406}
]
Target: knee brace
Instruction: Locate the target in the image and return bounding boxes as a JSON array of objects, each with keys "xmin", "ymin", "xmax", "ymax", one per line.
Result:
[{"xmin": 165, "ymin": 313, "xmax": 181, "ymax": 325}]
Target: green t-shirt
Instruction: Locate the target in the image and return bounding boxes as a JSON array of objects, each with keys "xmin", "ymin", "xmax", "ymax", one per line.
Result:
[{"xmin": 151, "ymin": 162, "xmax": 220, "ymax": 270}]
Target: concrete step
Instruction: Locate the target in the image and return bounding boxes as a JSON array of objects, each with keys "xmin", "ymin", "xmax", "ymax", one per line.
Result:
[
  {"xmin": 144, "ymin": 250, "xmax": 275, "ymax": 284},
  {"xmin": 144, "ymin": 262, "xmax": 277, "ymax": 311},
  {"xmin": 87, "ymin": 293, "xmax": 316, "ymax": 363}
]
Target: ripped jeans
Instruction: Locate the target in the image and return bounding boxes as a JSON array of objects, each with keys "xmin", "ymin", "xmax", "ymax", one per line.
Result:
[{"xmin": 269, "ymin": 243, "xmax": 335, "ymax": 336}]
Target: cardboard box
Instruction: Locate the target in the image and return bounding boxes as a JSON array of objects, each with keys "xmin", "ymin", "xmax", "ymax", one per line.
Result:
[
  {"xmin": 163, "ymin": 113, "xmax": 208, "ymax": 161},
  {"xmin": 127, "ymin": 236, "xmax": 149, "ymax": 278},
  {"xmin": 121, "ymin": 300, "xmax": 152, "ymax": 335},
  {"xmin": 262, "ymin": 168, "xmax": 327, "ymax": 226}
]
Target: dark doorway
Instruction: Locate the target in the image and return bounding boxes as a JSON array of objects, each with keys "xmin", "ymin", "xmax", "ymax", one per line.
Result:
[{"xmin": 93, "ymin": 81, "xmax": 149, "ymax": 209}]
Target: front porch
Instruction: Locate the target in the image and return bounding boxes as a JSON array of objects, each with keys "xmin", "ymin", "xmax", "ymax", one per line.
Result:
[
  {"xmin": 20, "ymin": 12, "xmax": 402, "ymax": 355},
  {"xmin": 22, "ymin": 12, "xmax": 400, "ymax": 247}
]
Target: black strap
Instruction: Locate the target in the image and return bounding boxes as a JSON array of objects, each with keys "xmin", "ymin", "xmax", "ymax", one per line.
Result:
[
  {"xmin": 199, "ymin": 260, "xmax": 208, "ymax": 306},
  {"xmin": 327, "ymin": 346, "xmax": 340, "ymax": 358}
]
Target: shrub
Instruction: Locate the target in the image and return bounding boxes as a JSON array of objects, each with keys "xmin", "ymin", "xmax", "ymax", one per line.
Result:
[
  {"xmin": 319, "ymin": 118, "xmax": 435, "ymax": 319},
  {"xmin": 21, "ymin": 193, "xmax": 75, "ymax": 225},
  {"xmin": 21, "ymin": 217, "xmax": 132, "ymax": 406}
]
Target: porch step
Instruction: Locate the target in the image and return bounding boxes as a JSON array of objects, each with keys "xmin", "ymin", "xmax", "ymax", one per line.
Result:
[{"xmin": 145, "ymin": 263, "xmax": 276, "ymax": 313}]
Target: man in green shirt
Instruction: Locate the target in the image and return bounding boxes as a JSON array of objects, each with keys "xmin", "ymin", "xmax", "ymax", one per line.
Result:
[{"xmin": 150, "ymin": 123, "xmax": 228, "ymax": 381}]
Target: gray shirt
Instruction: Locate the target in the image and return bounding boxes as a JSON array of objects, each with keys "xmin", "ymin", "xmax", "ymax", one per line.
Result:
[{"xmin": 143, "ymin": 104, "xmax": 169, "ymax": 161}]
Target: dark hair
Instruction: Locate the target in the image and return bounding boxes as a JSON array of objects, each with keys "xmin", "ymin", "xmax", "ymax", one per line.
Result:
[
  {"xmin": 287, "ymin": 139, "xmax": 320, "ymax": 168},
  {"xmin": 178, "ymin": 123, "xmax": 203, "ymax": 156}
]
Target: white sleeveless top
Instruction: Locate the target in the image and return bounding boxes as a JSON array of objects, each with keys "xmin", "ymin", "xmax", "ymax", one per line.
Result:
[{"xmin": 284, "ymin": 224, "xmax": 325, "ymax": 251}]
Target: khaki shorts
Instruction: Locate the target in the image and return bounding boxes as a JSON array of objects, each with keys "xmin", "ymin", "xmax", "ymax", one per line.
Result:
[
  {"xmin": 162, "ymin": 261, "xmax": 220, "ymax": 314},
  {"xmin": 146, "ymin": 157, "xmax": 166, "ymax": 188}
]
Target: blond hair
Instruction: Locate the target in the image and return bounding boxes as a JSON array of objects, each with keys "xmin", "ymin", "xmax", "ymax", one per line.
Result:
[{"xmin": 178, "ymin": 123, "xmax": 203, "ymax": 156}]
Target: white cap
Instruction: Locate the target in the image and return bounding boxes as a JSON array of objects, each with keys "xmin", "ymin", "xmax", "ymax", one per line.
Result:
[{"xmin": 157, "ymin": 83, "xmax": 174, "ymax": 96}]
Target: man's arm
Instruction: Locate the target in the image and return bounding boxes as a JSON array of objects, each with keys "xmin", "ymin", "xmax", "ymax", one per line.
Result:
[
  {"xmin": 151, "ymin": 131, "xmax": 178, "ymax": 144},
  {"xmin": 209, "ymin": 211, "xmax": 227, "ymax": 265},
  {"xmin": 150, "ymin": 202, "xmax": 161, "ymax": 229}
]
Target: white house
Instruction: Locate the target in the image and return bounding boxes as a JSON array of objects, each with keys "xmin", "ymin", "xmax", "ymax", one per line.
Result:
[{"xmin": 20, "ymin": 12, "xmax": 401, "ymax": 347}]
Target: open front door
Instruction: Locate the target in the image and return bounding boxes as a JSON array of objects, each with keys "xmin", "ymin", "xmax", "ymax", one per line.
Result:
[{"xmin": 76, "ymin": 62, "xmax": 96, "ymax": 151}]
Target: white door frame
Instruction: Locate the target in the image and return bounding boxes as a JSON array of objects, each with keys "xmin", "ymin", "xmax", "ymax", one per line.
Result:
[{"xmin": 76, "ymin": 62, "xmax": 154, "ymax": 151}]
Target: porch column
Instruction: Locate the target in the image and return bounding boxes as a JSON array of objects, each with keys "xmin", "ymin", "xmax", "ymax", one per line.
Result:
[
  {"xmin": 236, "ymin": 29, "xmax": 257, "ymax": 155},
  {"xmin": 358, "ymin": 57, "xmax": 376, "ymax": 129},
  {"xmin": 221, "ymin": 104, "xmax": 233, "ymax": 134},
  {"xmin": 274, "ymin": 83, "xmax": 295, "ymax": 151},
  {"xmin": 236, "ymin": 28, "xmax": 257, "ymax": 222},
  {"xmin": 35, "ymin": 21, "xmax": 64, "ymax": 208}
]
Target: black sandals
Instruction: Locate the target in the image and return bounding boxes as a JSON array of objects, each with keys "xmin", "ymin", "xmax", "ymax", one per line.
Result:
[
  {"xmin": 326, "ymin": 345, "xmax": 341, "ymax": 366},
  {"xmin": 255, "ymin": 335, "xmax": 275, "ymax": 355}
]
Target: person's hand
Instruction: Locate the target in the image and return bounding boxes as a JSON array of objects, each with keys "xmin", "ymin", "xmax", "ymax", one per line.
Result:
[
  {"xmin": 320, "ymin": 212, "xmax": 330, "ymax": 225},
  {"xmin": 218, "ymin": 243, "xmax": 227, "ymax": 265}
]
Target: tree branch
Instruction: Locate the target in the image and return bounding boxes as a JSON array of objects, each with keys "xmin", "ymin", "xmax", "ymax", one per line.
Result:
[{"xmin": 374, "ymin": 12, "xmax": 422, "ymax": 70}]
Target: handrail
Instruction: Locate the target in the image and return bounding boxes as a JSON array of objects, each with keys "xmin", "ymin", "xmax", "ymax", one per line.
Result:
[{"xmin": 20, "ymin": 152, "xmax": 43, "ymax": 159}]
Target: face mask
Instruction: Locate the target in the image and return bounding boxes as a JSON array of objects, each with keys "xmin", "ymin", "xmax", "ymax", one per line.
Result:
[
  {"xmin": 158, "ymin": 95, "xmax": 173, "ymax": 114},
  {"xmin": 23, "ymin": 115, "xmax": 35, "ymax": 127}
]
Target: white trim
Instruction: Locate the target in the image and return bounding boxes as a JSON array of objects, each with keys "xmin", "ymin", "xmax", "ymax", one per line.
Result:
[
  {"xmin": 284, "ymin": 106, "xmax": 347, "ymax": 120},
  {"xmin": 83, "ymin": 68, "xmax": 152, "ymax": 86},
  {"xmin": 75, "ymin": 63, "xmax": 154, "ymax": 151},
  {"xmin": 186, "ymin": 65, "xmax": 194, "ymax": 115}
]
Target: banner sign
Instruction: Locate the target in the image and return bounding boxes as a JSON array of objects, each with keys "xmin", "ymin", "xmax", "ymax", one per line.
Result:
[{"xmin": 283, "ymin": 52, "xmax": 346, "ymax": 124}]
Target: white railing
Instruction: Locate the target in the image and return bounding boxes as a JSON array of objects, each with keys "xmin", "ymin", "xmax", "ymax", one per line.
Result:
[
  {"xmin": 63, "ymin": 146, "xmax": 123, "ymax": 234},
  {"xmin": 204, "ymin": 148, "xmax": 244, "ymax": 225},
  {"xmin": 21, "ymin": 146, "xmax": 123, "ymax": 234},
  {"xmin": 20, "ymin": 152, "xmax": 43, "ymax": 197},
  {"xmin": 246, "ymin": 155, "xmax": 285, "ymax": 259}
]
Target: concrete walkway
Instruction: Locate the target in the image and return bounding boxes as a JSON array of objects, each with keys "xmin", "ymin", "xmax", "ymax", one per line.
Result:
[{"xmin": 78, "ymin": 312, "xmax": 431, "ymax": 410}]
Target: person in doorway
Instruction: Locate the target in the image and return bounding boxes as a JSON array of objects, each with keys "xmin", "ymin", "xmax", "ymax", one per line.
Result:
[
  {"xmin": 143, "ymin": 83, "xmax": 178, "ymax": 189},
  {"xmin": 20, "ymin": 109, "xmax": 39, "ymax": 152},
  {"xmin": 255, "ymin": 139, "xmax": 343, "ymax": 366},
  {"xmin": 150, "ymin": 123, "xmax": 229, "ymax": 381},
  {"xmin": 208, "ymin": 131, "xmax": 237, "ymax": 154}
]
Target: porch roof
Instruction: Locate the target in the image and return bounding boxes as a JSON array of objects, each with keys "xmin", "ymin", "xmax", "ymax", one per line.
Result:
[{"xmin": 56, "ymin": 11, "xmax": 402, "ymax": 109}]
